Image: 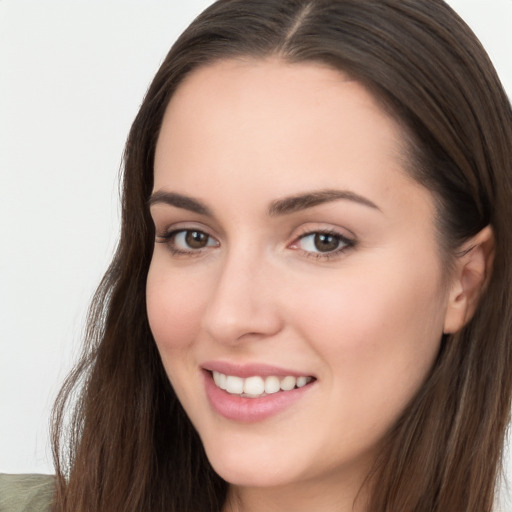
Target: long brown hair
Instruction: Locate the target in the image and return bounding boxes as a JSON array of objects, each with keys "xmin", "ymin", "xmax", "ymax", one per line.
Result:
[{"xmin": 52, "ymin": 1, "xmax": 512, "ymax": 510}]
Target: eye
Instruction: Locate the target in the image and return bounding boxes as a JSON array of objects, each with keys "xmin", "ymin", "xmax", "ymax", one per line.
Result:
[
  {"xmin": 157, "ymin": 228, "xmax": 219, "ymax": 255},
  {"xmin": 292, "ymin": 230, "xmax": 355, "ymax": 258},
  {"xmin": 175, "ymin": 230, "xmax": 216, "ymax": 249}
]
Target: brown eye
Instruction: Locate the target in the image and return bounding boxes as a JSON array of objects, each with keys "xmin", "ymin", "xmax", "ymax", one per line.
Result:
[
  {"xmin": 185, "ymin": 230, "xmax": 210, "ymax": 249},
  {"xmin": 295, "ymin": 231, "xmax": 353, "ymax": 257},
  {"xmin": 158, "ymin": 229, "xmax": 219, "ymax": 254},
  {"xmin": 313, "ymin": 233, "xmax": 340, "ymax": 252}
]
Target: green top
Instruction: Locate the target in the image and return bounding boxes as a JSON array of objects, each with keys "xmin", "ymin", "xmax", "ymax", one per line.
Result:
[{"xmin": 0, "ymin": 474, "xmax": 55, "ymax": 512}]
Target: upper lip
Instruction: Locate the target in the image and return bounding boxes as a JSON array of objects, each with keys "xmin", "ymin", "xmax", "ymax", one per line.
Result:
[{"xmin": 201, "ymin": 360, "xmax": 315, "ymax": 379}]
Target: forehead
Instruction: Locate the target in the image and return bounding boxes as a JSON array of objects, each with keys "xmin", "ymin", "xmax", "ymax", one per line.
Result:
[
  {"xmin": 160, "ymin": 58, "xmax": 394, "ymax": 151},
  {"xmin": 153, "ymin": 58, "xmax": 433, "ymax": 223}
]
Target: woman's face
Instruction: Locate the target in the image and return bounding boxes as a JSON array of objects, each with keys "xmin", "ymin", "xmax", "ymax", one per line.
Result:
[{"xmin": 147, "ymin": 59, "xmax": 453, "ymax": 498}]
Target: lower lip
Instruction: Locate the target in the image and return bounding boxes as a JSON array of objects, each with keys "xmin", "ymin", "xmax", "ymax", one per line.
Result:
[{"xmin": 203, "ymin": 371, "xmax": 314, "ymax": 422}]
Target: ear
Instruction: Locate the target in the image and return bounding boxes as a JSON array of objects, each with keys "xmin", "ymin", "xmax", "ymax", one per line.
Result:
[{"xmin": 443, "ymin": 225, "xmax": 495, "ymax": 334}]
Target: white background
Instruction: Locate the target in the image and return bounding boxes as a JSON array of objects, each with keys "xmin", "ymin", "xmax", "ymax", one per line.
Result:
[{"xmin": 1, "ymin": 0, "xmax": 511, "ymax": 504}]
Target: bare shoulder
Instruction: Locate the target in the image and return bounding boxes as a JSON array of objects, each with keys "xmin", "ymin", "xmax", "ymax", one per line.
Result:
[{"xmin": 0, "ymin": 474, "xmax": 55, "ymax": 512}]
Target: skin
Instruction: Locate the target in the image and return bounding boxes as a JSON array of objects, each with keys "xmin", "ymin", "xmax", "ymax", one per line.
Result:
[{"xmin": 146, "ymin": 59, "xmax": 464, "ymax": 512}]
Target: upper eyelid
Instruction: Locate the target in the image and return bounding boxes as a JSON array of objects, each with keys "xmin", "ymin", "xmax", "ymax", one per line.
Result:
[
  {"xmin": 150, "ymin": 208, "xmax": 226, "ymax": 237},
  {"xmin": 154, "ymin": 221, "xmax": 357, "ymax": 247},
  {"xmin": 296, "ymin": 230, "xmax": 353, "ymax": 242},
  {"xmin": 156, "ymin": 228, "xmax": 220, "ymax": 248},
  {"xmin": 291, "ymin": 223, "xmax": 357, "ymax": 241},
  {"xmin": 155, "ymin": 222, "xmax": 218, "ymax": 237},
  {"xmin": 290, "ymin": 230, "xmax": 355, "ymax": 248}
]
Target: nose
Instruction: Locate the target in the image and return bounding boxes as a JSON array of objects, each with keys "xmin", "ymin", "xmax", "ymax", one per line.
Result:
[{"xmin": 200, "ymin": 248, "xmax": 284, "ymax": 345}]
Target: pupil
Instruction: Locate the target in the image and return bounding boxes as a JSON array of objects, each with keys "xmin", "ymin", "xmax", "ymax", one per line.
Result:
[
  {"xmin": 186, "ymin": 231, "xmax": 208, "ymax": 248},
  {"xmin": 314, "ymin": 233, "xmax": 339, "ymax": 252}
]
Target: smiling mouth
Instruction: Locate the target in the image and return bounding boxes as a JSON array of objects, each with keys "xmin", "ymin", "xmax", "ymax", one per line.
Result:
[{"xmin": 211, "ymin": 371, "xmax": 315, "ymax": 398}]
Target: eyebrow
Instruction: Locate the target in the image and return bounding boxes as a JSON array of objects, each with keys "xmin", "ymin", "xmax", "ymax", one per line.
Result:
[
  {"xmin": 268, "ymin": 189, "xmax": 380, "ymax": 216},
  {"xmin": 148, "ymin": 191, "xmax": 212, "ymax": 216},
  {"xmin": 148, "ymin": 188, "xmax": 380, "ymax": 217}
]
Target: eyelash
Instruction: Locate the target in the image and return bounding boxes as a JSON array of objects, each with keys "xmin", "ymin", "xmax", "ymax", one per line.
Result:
[
  {"xmin": 292, "ymin": 229, "xmax": 356, "ymax": 260},
  {"xmin": 155, "ymin": 228, "xmax": 356, "ymax": 260},
  {"xmin": 156, "ymin": 229, "xmax": 219, "ymax": 257}
]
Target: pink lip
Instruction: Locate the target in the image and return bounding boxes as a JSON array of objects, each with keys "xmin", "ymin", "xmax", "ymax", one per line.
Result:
[
  {"xmin": 202, "ymin": 367, "xmax": 315, "ymax": 423},
  {"xmin": 202, "ymin": 360, "xmax": 313, "ymax": 378}
]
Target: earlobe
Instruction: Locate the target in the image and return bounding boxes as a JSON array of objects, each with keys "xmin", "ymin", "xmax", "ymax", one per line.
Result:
[{"xmin": 443, "ymin": 225, "xmax": 495, "ymax": 334}]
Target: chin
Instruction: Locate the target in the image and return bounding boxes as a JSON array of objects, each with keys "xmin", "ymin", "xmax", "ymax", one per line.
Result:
[
  {"xmin": 201, "ymin": 435, "xmax": 304, "ymax": 488},
  {"xmin": 210, "ymin": 461, "xmax": 295, "ymax": 488}
]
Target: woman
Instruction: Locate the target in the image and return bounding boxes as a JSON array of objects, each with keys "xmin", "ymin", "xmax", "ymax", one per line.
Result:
[{"xmin": 3, "ymin": 0, "xmax": 511, "ymax": 510}]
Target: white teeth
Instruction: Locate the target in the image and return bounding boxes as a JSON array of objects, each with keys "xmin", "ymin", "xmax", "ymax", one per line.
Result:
[
  {"xmin": 243, "ymin": 376, "xmax": 265, "ymax": 395},
  {"xmin": 264, "ymin": 376, "xmax": 281, "ymax": 394},
  {"xmin": 225, "ymin": 375, "xmax": 244, "ymax": 394},
  {"xmin": 296, "ymin": 376, "xmax": 308, "ymax": 388},
  {"xmin": 212, "ymin": 371, "xmax": 312, "ymax": 397},
  {"xmin": 280, "ymin": 376, "xmax": 296, "ymax": 391},
  {"xmin": 212, "ymin": 371, "xmax": 227, "ymax": 390}
]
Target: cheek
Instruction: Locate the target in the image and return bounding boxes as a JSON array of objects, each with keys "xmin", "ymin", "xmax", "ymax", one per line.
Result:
[
  {"xmin": 146, "ymin": 261, "xmax": 206, "ymax": 354},
  {"xmin": 291, "ymin": 263, "xmax": 446, "ymax": 421},
  {"xmin": 294, "ymin": 267, "xmax": 444, "ymax": 349}
]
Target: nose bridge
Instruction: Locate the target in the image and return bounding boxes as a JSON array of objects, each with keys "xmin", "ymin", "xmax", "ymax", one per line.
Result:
[{"xmin": 201, "ymin": 242, "xmax": 282, "ymax": 344}]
